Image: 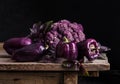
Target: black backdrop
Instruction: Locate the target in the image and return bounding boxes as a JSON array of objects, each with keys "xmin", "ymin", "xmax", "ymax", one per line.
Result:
[{"xmin": 0, "ymin": 0, "xmax": 120, "ymax": 70}]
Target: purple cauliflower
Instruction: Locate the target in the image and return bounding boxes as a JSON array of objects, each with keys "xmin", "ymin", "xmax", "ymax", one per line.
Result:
[
  {"xmin": 45, "ymin": 20, "xmax": 85, "ymax": 48},
  {"xmin": 29, "ymin": 19, "xmax": 86, "ymax": 49}
]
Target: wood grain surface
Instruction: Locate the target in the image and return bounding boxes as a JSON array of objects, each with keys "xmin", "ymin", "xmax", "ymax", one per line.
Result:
[
  {"xmin": 0, "ymin": 43, "xmax": 110, "ymax": 84},
  {"xmin": 0, "ymin": 43, "xmax": 110, "ymax": 71}
]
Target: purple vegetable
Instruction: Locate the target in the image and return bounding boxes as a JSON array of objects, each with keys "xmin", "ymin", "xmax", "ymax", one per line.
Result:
[
  {"xmin": 77, "ymin": 38, "xmax": 100, "ymax": 61},
  {"xmin": 45, "ymin": 19, "xmax": 85, "ymax": 49},
  {"xmin": 12, "ymin": 43, "xmax": 45, "ymax": 62},
  {"xmin": 56, "ymin": 37, "xmax": 78, "ymax": 61},
  {"xmin": 28, "ymin": 19, "xmax": 85, "ymax": 49},
  {"xmin": 3, "ymin": 37, "xmax": 32, "ymax": 55},
  {"xmin": 28, "ymin": 21, "xmax": 53, "ymax": 43}
]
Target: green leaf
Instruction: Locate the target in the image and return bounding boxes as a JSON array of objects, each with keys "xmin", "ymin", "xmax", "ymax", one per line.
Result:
[{"xmin": 43, "ymin": 20, "xmax": 53, "ymax": 34}]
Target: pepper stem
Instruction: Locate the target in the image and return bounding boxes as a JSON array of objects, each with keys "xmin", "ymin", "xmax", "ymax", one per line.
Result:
[
  {"xmin": 45, "ymin": 44, "xmax": 49, "ymax": 49},
  {"xmin": 63, "ymin": 36, "xmax": 69, "ymax": 43}
]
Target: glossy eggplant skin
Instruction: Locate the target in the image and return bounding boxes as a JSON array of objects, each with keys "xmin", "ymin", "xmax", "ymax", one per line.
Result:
[
  {"xmin": 56, "ymin": 41, "xmax": 78, "ymax": 61},
  {"xmin": 12, "ymin": 43, "xmax": 45, "ymax": 62},
  {"xmin": 3, "ymin": 37, "xmax": 32, "ymax": 55},
  {"xmin": 77, "ymin": 38, "xmax": 100, "ymax": 61}
]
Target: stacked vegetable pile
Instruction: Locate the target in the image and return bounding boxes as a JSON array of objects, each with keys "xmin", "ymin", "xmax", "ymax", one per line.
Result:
[{"xmin": 3, "ymin": 19, "xmax": 110, "ymax": 64}]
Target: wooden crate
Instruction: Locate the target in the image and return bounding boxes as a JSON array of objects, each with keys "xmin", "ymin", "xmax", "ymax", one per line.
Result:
[{"xmin": 0, "ymin": 43, "xmax": 110, "ymax": 84}]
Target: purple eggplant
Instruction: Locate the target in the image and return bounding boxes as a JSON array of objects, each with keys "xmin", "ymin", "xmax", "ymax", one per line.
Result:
[
  {"xmin": 56, "ymin": 37, "xmax": 78, "ymax": 61},
  {"xmin": 3, "ymin": 37, "xmax": 32, "ymax": 55},
  {"xmin": 12, "ymin": 43, "xmax": 45, "ymax": 62},
  {"xmin": 77, "ymin": 38, "xmax": 100, "ymax": 61}
]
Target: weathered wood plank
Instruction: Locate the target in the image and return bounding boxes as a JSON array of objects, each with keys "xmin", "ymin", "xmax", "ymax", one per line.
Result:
[
  {"xmin": 0, "ymin": 58, "xmax": 110, "ymax": 71},
  {"xmin": 0, "ymin": 42, "xmax": 110, "ymax": 71},
  {"xmin": 82, "ymin": 62, "xmax": 110, "ymax": 71},
  {"xmin": 0, "ymin": 72, "xmax": 62, "ymax": 84},
  {"xmin": 0, "ymin": 56, "xmax": 110, "ymax": 71},
  {"xmin": 0, "ymin": 79, "xmax": 14, "ymax": 84},
  {"xmin": 88, "ymin": 71, "xmax": 99, "ymax": 77},
  {"xmin": 0, "ymin": 61, "xmax": 79, "ymax": 71},
  {"xmin": 0, "ymin": 42, "xmax": 110, "ymax": 84},
  {"xmin": 64, "ymin": 72, "xmax": 78, "ymax": 84},
  {"xmin": 0, "ymin": 42, "xmax": 3, "ymax": 49},
  {"xmin": 0, "ymin": 57, "xmax": 110, "ymax": 72},
  {"xmin": 0, "ymin": 43, "xmax": 10, "ymax": 58}
]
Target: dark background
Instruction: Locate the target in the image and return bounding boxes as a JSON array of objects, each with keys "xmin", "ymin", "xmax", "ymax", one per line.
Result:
[{"xmin": 0, "ymin": 0, "xmax": 120, "ymax": 83}]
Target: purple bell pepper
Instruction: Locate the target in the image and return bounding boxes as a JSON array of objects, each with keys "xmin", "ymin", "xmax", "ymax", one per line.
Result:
[{"xmin": 56, "ymin": 37, "xmax": 78, "ymax": 61}]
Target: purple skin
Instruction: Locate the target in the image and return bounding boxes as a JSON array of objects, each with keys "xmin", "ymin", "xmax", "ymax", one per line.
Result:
[
  {"xmin": 3, "ymin": 37, "xmax": 32, "ymax": 55},
  {"xmin": 56, "ymin": 40, "xmax": 78, "ymax": 61},
  {"xmin": 12, "ymin": 43, "xmax": 45, "ymax": 62}
]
